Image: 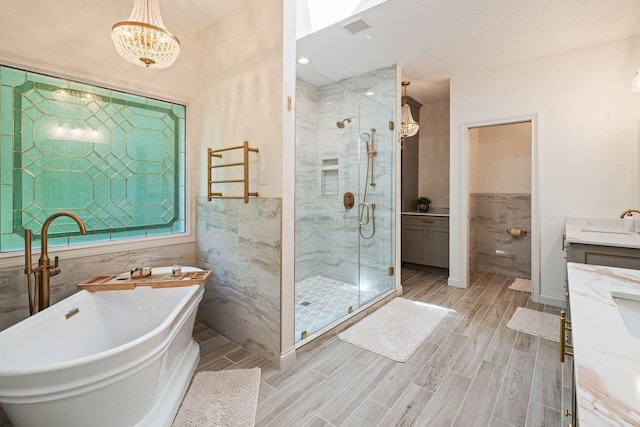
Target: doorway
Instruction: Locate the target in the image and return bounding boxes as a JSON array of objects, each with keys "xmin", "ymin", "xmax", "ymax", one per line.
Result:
[{"xmin": 465, "ymin": 119, "xmax": 538, "ymax": 300}]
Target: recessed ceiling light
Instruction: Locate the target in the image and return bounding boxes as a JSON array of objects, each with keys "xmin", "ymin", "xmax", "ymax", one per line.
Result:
[
  {"xmin": 365, "ymin": 35, "xmax": 372, "ymax": 40},
  {"xmin": 365, "ymin": 91, "xmax": 374, "ymax": 96},
  {"xmin": 297, "ymin": 57, "xmax": 311, "ymax": 64}
]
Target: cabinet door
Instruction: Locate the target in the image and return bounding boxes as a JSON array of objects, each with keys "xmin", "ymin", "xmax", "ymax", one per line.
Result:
[
  {"xmin": 430, "ymin": 227, "xmax": 450, "ymax": 268},
  {"xmin": 402, "ymin": 225, "xmax": 426, "ymax": 264}
]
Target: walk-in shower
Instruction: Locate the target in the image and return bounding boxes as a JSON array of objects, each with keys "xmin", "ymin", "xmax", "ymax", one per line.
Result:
[{"xmin": 294, "ymin": 65, "xmax": 396, "ymax": 344}]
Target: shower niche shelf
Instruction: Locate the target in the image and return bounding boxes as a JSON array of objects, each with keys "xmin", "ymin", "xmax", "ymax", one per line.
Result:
[
  {"xmin": 320, "ymin": 158, "xmax": 339, "ymax": 196},
  {"xmin": 208, "ymin": 141, "xmax": 259, "ymax": 203}
]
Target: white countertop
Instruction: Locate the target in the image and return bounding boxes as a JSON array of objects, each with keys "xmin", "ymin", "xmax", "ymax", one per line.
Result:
[
  {"xmin": 567, "ymin": 262, "xmax": 640, "ymax": 425},
  {"xmin": 402, "ymin": 208, "xmax": 450, "ymax": 217},
  {"xmin": 565, "ymin": 217, "xmax": 640, "ymax": 249}
]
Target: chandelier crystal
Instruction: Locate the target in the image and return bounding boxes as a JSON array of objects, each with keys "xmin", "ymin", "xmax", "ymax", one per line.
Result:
[
  {"xmin": 111, "ymin": 0, "xmax": 180, "ymax": 69},
  {"xmin": 400, "ymin": 81, "xmax": 419, "ymax": 138}
]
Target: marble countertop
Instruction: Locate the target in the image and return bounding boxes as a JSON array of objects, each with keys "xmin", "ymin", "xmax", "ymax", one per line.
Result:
[
  {"xmin": 565, "ymin": 217, "xmax": 640, "ymax": 249},
  {"xmin": 402, "ymin": 208, "xmax": 450, "ymax": 217},
  {"xmin": 567, "ymin": 262, "xmax": 640, "ymax": 425}
]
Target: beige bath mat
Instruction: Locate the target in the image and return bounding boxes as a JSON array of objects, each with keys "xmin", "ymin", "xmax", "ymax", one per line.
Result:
[
  {"xmin": 509, "ymin": 278, "xmax": 531, "ymax": 293},
  {"xmin": 506, "ymin": 307, "xmax": 559, "ymax": 342},
  {"xmin": 173, "ymin": 368, "xmax": 261, "ymax": 427},
  {"xmin": 338, "ymin": 297, "xmax": 450, "ymax": 362}
]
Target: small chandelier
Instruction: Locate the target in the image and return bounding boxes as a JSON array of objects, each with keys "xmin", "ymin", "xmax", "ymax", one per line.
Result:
[
  {"xmin": 111, "ymin": 0, "xmax": 180, "ymax": 69},
  {"xmin": 400, "ymin": 81, "xmax": 419, "ymax": 138}
]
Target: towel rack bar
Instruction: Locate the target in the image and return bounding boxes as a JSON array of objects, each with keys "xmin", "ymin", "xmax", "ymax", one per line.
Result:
[
  {"xmin": 210, "ymin": 144, "xmax": 260, "ymax": 154},
  {"xmin": 209, "ymin": 195, "xmax": 259, "ymax": 200},
  {"xmin": 208, "ymin": 141, "xmax": 259, "ymax": 203},
  {"xmin": 209, "ymin": 179, "xmax": 244, "ymax": 184},
  {"xmin": 210, "ymin": 162, "xmax": 244, "ymax": 169}
]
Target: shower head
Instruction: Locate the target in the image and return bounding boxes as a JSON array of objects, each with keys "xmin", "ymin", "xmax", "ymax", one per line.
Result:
[
  {"xmin": 360, "ymin": 132, "xmax": 371, "ymax": 142},
  {"xmin": 336, "ymin": 118, "xmax": 352, "ymax": 128}
]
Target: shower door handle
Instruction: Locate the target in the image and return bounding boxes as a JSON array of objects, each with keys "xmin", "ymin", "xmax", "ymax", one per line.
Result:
[{"xmin": 359, "ymin": 202, "xmax": 370, "ymax": 225}]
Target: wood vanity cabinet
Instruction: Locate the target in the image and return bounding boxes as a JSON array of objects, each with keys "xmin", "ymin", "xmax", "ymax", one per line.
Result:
[
  {"xmin": 401, "ymin": 216, "xmax": 449, "ymax": 268},
  {"xmin": 567, "ymin": 243, "xmax": 640, "ymax": 270}
]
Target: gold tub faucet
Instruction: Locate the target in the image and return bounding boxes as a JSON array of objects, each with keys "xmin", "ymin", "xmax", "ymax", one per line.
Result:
[
  {"xmin": 620, "ymin": 209, "xmax": 640, "ymax": 218},
  {"xmin": 24, "ymin": 212, "xmax": 87, "ymax": 314}
]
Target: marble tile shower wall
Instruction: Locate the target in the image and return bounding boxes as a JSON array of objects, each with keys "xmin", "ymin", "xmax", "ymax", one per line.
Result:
[
  {"xmin": 469, "ymin": 193, "xmax": 531, "ymax": 278},
  {"xmin": 295, "ymin": 67, "xmax": 395, "ymax": 293},
  {"xmin": 0, "ymin": 243, "xmax": 195, "ymax": 331},
  {"xmin": 195, "ymin": 197, "xmax": 281, "ymax": 367}
]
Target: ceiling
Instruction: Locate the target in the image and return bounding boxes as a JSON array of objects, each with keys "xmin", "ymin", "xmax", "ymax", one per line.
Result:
[{"xmin": 131, "ymin": 0, "xmax": 640, "ymax": 105}]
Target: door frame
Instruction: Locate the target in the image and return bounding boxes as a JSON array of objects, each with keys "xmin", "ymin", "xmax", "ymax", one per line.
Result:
[{"xmin": 459, "ymin": 115, "xmax": 539, "ymax": 303}]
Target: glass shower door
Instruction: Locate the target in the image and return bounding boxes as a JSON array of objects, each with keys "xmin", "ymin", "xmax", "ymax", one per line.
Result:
[
  {"xmin": 356, "ymin": 95, "xmax": 395, "ymax": 307},
  {"xmin": 294, "ymin": 65, "xmax": 395, "ymax": 344}
]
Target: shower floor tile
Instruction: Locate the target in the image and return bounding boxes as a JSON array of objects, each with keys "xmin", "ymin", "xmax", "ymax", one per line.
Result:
[{"xmin": 295, "ymin": 275, "xmax": 378, "ymax": 342}]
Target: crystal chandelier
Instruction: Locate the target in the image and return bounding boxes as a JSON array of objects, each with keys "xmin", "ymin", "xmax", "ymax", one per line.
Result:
[
  {"xmin": 111, "ymin": 0, "xmax": 180, "ymax": 69},
  {"xmin": 400, "ymin": 81, "xmax": 419, "ymax": 138}
]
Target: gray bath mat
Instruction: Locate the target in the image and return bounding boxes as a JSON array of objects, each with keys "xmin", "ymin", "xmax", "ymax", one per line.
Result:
[
  {"xmin": 507, "ymin": 307, "xmax": 559, "ymax": 342},
  {"xmin": 173, "ymin": 368, "xmax": 261, "ymax": 427},
  {"xmin": 338, "ymin": 297, "xmax": 450, "ymax": 362}
]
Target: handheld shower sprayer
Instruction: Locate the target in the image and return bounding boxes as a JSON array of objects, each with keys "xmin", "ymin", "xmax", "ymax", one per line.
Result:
[{"xmin": 336, "ymin": 118, "xmax": 352, "ymax": 128}]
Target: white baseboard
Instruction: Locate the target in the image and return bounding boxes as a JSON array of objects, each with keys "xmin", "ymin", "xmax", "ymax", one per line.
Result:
[
  {"xmin": 448, "ymin": 277, "xmax": 464, "ymax": 288},
  {"xmin": 279, "ymin": 346, "xmax": 296, "ymax": 371}
]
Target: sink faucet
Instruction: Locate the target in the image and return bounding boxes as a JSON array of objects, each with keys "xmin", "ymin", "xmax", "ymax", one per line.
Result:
[
  {"xmin": 24, "ymin": 212, "xmax": 86, "ymax": 314},
  {"xmin": 620, "ymin": 209, "xmax": 640, "ymax": 218}
]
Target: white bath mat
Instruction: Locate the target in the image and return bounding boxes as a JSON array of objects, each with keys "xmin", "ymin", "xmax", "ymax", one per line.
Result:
[
  {"xmin": 509, "ymin": 278, "xmax": 531, "ymax": 293},
  {"xmin": 338, "ymin": 297, "xmax": 450, "ymax": 362},
  {"xmin": 506, "ymin": 307, "xmax": 559, "ymax": 342},
  {"xmin": 173, "ymin": 368, "xmax": 261, "ymax": 427}
]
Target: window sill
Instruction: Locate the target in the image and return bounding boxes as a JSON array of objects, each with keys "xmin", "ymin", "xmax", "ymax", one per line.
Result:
[{"xmin": 0, "ymin": 233, "xmax": 196, "ymax": 269}]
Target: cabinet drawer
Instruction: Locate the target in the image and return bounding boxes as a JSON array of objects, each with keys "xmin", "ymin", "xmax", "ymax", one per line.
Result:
[
  {"xmin": 567, "ymin": 243, "xmax": 640, "ymax": 270},
  {"xmin": 402, "ymin": 216, "xmax": 449, "ymax": 228}
]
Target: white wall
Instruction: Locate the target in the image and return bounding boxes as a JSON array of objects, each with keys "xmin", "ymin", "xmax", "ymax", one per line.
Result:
[
  {"xmin": 197, "ymin": 0, "xmax": 284, "ymax": 198},
  {"xmin": 450, "ymin": 35, "xmax": 640, "ymax": 305},
  {"xmin": 418, "ymin": 99, "xmax": 450, "ymax": 207},
  {"xmin": 469, "ymin": 122, "xmax": 531, "ymax": 194}
]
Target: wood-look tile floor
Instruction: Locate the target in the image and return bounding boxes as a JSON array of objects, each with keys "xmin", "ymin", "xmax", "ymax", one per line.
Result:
[
  {"xmin": 255, "ymin": 269, "xmax": 572, "ymax": 427},
  {"xmin": 0, "ymin": 269, "xmax": 572, "ymax": 427}
]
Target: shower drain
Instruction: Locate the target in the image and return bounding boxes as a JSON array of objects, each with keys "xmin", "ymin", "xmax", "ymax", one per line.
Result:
[{"xmin": 301, "ymin": 301, "xmax": 312, "ymax": 306}]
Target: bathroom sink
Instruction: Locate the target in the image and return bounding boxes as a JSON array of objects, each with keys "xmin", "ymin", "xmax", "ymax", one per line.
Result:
[
  {"xmin": 581, "ymin": 228, "xmax": 632, "ymax": 235},
  {"xmin": 611, "ymin": 292, "xmax": 640, "ymax": 340}
]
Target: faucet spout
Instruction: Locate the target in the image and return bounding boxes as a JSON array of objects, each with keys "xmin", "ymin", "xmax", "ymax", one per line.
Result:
[
  {"xmin": 40, "ymin": 212, "xmax": 87, "ymax": 257},
  {"xmin": 619, "ymin": 209, "xmax": 640, "ymax": 219},
  {"xmin": 26, "ymin": 212, "xmax": 87, "ymax": 313}
]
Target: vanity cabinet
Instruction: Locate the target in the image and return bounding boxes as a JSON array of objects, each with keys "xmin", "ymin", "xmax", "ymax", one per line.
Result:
[
  {"xmin": 567, "ymin": 243, "xmax": 640, "ymax": 270},
  {"xmin": 401, "ymin": 216, "xmax": 449, "ymax": 268}
]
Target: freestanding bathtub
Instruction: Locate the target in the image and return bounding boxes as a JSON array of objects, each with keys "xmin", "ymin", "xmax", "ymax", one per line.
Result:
[{"xmin": 0, "ymin": 266, "xmax": 205, "ymax": 427}]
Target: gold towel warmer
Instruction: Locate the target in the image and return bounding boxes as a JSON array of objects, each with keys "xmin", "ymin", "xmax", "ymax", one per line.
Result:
[{"xmin": 208, "ymin": 141, "xmax": 259, "ymax": 203}]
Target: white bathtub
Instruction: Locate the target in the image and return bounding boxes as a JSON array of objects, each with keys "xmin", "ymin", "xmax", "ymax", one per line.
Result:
[{"xmin": 0, "ymin": 266, "xmax": 205, "ymax": 427}]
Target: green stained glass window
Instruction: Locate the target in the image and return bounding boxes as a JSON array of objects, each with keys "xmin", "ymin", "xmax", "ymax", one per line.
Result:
[{"xmin": 0, "ymin": 65, "xmax": 186, "ymax": 252}]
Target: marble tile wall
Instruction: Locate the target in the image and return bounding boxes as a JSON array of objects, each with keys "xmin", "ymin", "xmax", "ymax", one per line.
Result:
[
  {"xmin": 295, "ymin": 66, "xmax": 396, "ymax": 296},
  {"xmin": 195, "ymin": 197, "xmax": 281, "ymax": 367},
  {"xmin": 469, "ymin": 193, "xmax": 531, "ymax": 278},
  {"xmin": 0, "ymin": 242, "xmax": 195, "ymax": 331}
]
